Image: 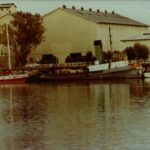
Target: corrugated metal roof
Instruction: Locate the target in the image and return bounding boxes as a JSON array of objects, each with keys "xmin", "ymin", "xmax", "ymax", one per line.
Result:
[
  {"xmin": 121, "ymin": 33, "xmax": 150, "ymax": 41},
  {"xmin": 62, "ymin": 7, "xmax": 149, "ymax": 27}
]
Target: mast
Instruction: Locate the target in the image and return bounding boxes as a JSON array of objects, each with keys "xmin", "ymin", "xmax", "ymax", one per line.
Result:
[
  {"xmin": 109, "ymin": 27, "xmax": 113, "ymax": 58},
  {"xmin": 109, "ymin": 27, "xmax": 112, "ymax": 68},
  {"xmin": 6, "ymin": 22, "xmax": 11, "ymax": 70}
]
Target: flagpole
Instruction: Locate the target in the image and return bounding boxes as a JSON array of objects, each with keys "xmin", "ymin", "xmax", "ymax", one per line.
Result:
[{"xmin": 6, "ymin": 21, "xmax": 11, "ymax": 70}]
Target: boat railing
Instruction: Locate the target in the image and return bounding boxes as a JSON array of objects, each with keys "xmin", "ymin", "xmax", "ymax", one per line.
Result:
[
  {"xmin": 39, "ymin": 62, "xmax": 91, "ymax": 68},
  {"xmin": 142, "ymin": 61, "xmax": 150, "ymax": 65}
]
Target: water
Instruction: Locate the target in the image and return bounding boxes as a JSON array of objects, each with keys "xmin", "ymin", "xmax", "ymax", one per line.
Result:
[{"xmin": 0, "ymin": 79, "xmax": 150, "ymax": 150}]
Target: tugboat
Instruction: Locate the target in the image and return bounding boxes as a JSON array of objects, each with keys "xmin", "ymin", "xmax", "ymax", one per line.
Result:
[{"xmin": 27, "ymin": 60, "xmax": 143, "ymax": 82}]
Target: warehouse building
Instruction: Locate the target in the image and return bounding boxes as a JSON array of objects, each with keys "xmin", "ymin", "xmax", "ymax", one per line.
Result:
[{"xmin": 32, "ymin": 5, "xmax": 149, "ymax": 63}]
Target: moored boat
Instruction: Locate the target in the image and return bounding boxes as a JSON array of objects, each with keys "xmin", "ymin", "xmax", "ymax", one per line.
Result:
[
  {"xmin": 27, "ymin": 60, "xmax": 143, "ymax": 82},
  {"xmin": 0, "ymin": 73, "xmax": 28, "ymax": 84},
  {"xmin": 0, "ymin": 22, "xmax": 29, "ymax": 84}
]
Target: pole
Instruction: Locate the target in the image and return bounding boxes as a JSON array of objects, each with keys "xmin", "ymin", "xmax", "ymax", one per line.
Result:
[
  {"xmin": 109, "ymin": 27, "xmax": 112, "ymax": 69},
  {"xmin": 109, "ymin": 27, "xmax": 113, "ymax": 55},
  {"xmin": 6, "ymin": 21, "xmax": 11, "ymax": 70}
]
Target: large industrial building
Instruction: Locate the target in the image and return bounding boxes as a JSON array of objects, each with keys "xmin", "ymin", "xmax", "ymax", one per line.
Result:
[
  {"xmin": 31, "ymin": 5, "xmax": 149, "ymax": 63},
  {"xmin": 0, "ymin": 3, "xmax": 149, "ymax": 64}
]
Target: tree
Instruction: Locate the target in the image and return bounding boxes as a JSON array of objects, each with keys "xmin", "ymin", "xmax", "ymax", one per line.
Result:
[
  {"xmin": 85, "ymin": 51, "xmax": 96, "ymax": 62},
  {"xmin": 103, "ymin": 51, "xmax": 112, "ymax": 62},
  {"xmin": 134, "ymin": 43, "xmax": 149, "ymax": 60},
  {"xmin": 86, "ymin": 51, "xmax": 93, "ymax": 61},
  {"xmin": 124, "ymin": 46, "xmax": 136, "ymax": 61},
  {"xmin": 0, "ymin": 11, "xmax": 45, "ymax": 67},
  {"xmin": 65, "ymin": 55, "xmax": 74, "ymax": 63},
  {"xmin": 124, "ymin": 43, "xmax": 149, "ymax": 61},
  {"xmin": 40, "ymin": 54, "xmax": 58, "ymax": 64}
]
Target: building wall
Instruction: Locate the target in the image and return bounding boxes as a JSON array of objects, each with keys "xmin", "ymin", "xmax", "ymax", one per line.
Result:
[
  {"xmin": 122, "ymin": 40, "xmax": 150, "ymax": 48},
  {"xmin": 0, "ymin": 14, "xmax": 14, "ymax": 57},
  {"xmin": 0, "ymin": 5, "xmax": 16, "ymax": 18},
  {"xmin": 0, "ymin": 14, "xmax": 13, "ymax": 25},
  {"xmin": 0, "ymin": 5, "xmax": 16, "ymax": 58},
  {"xmin": 32, "ymin": 9, "xmax": 98, "ymax": 63},
  {"xmin": 31, "ymin": 8, "xmax": 149, "ymax": 63},
  {"xmin": 96, "ymin": 24, "xmax": 148, "ymax": 52}
]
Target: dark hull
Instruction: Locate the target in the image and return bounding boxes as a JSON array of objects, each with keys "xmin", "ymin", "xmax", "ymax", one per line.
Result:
[{"xmin": 28, "ymin": 68, "xmax": 142, "ymax": 82}]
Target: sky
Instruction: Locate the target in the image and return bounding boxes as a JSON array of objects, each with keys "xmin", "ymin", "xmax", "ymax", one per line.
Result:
[{"xmin": 0, "ymin": 0, "xmax": 150, "ymax": 25}]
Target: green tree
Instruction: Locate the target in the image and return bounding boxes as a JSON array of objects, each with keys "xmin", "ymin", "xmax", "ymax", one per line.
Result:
[
  {"xmin": 134, "ymin": 43, "xmax": 149, "ymax": 60},
  {"xmin": 124, "ymin": 46, "xmax": 136, "ymax": 61},
  {"xmin": 65, "ymin": 55, "xmax": 74, "ymax": 63},
  {"xmin": 0, "ymin": 11, "xmax": 45, "ymax": 67},
  {"xmin": 124, "ymin": 43, "xmax": 149, "ymax": 61},
  {"xmin": 86, "ymin": 51, "xmax": 96, "ymax": 62}
]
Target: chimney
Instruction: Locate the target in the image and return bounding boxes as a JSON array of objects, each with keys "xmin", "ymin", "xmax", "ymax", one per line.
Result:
[
  {"xmin": 63, "ymin": 5, "xmax": 66, "ymax": 9},
  {"xmin": 105, "ymin": 10, "xmax": 108, "ymax": 13},
  {"xmin": 72, "ymin": 6, "xmax": 75, "ymax": 10},
  {"xmin": 97, "ymin": 9, "xmax": 100, "ymax": 13},
  {"xmin": 89, "ymin": 8, "xmax": 92, "ymax": 12},
  {"xmin": 81, "ymin": 7, "xmax": 84, "ymax": 11}
]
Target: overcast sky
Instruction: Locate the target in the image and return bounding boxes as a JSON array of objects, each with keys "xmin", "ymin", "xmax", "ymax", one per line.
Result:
[{"xmin": 1, "ymin": 0, "xmax": 150, "ymax": 25}]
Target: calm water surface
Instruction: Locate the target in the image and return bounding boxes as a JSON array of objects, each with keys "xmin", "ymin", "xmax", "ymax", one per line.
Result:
[{"xmin": 0, "ymin": 79, "xmax": 150, "ymax": 150}]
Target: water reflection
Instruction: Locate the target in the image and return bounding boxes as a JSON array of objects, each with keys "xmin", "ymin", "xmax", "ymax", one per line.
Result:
[
  {"xmin": 0, "ymin": 79, "xmax": 150, "ymax": 149},
  {"xmin": 0, "ymin": 84, "xmax": 48, "ymax": 150}
]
